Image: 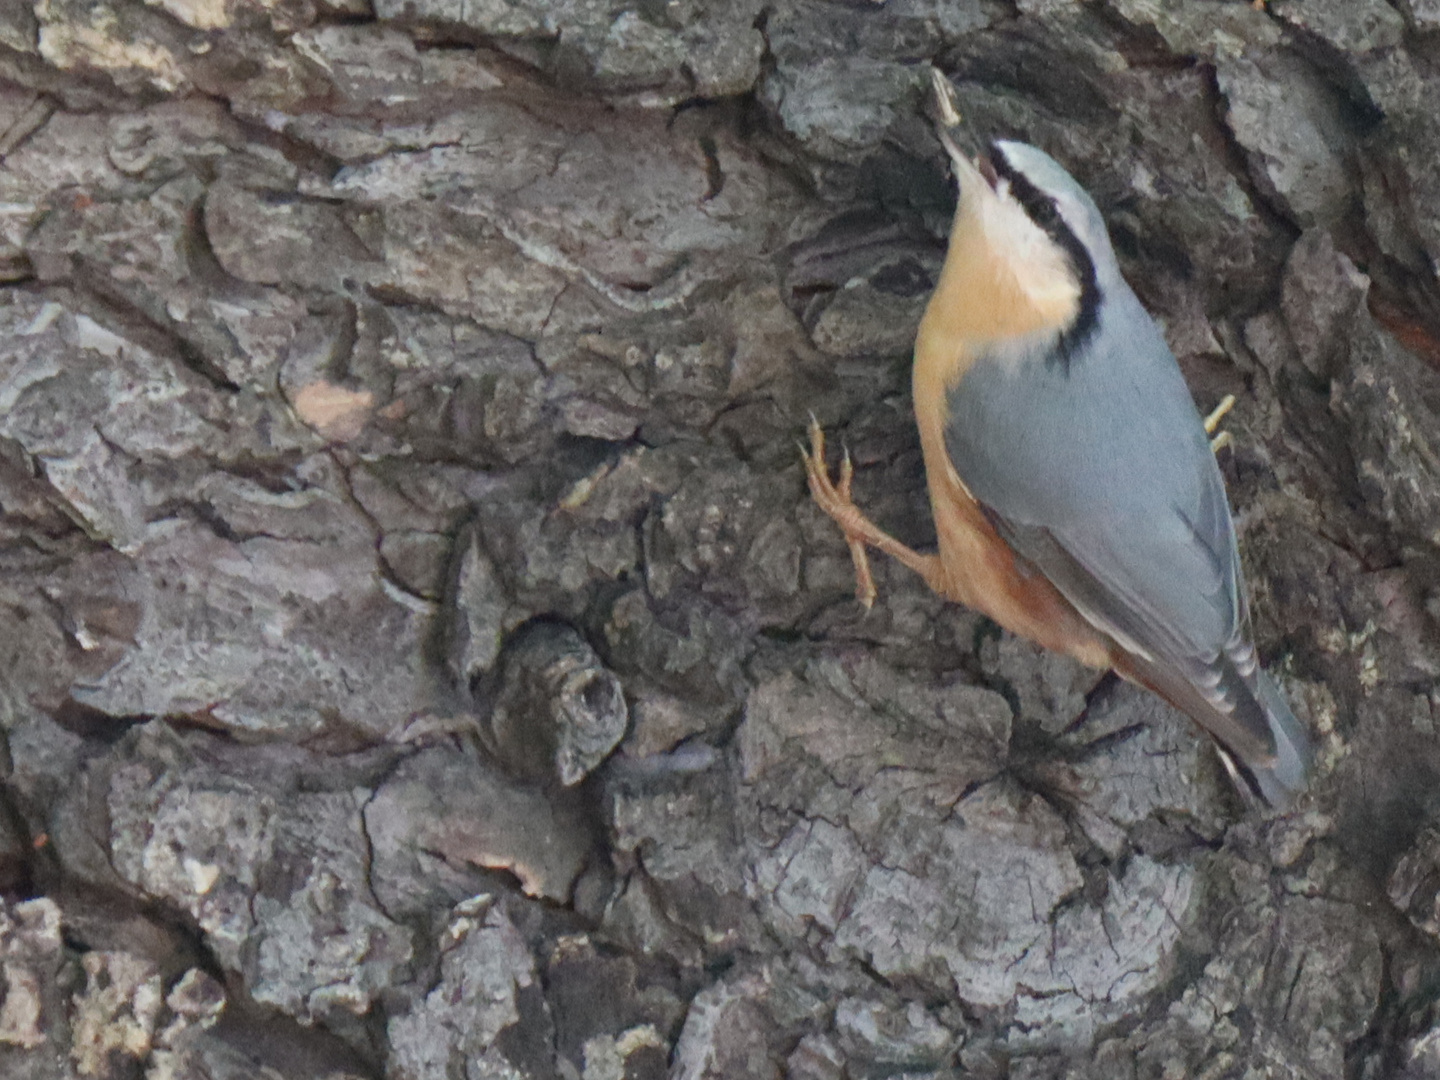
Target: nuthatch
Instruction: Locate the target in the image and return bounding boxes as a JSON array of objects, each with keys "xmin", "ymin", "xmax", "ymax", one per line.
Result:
[{"xmin": 803, "ymin": 74, "xmax": 1311, "ymax": 805}]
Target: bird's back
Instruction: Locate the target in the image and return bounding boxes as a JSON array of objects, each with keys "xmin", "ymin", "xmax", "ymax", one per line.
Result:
[{"xmin": 922, "ymin": 140, "xmax": 1311, "ymax": 802}]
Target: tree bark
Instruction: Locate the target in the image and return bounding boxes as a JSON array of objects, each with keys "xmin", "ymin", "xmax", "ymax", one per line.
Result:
[{"xmin": 0, "ymin": 1, "xmax": 1439, "ymax": 1077}]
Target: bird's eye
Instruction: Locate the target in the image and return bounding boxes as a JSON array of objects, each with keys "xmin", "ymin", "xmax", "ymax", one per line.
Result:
[{"xmin": 1032, "ymin": 198, "xmax": 1060, "ymax": 229}]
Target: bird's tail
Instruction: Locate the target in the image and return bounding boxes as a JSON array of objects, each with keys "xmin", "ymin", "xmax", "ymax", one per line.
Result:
[
  {"xmin": 1234, "ymin": 670, "xmax": 1313, "ymax": 807},
  {"xmin": 1119, "ymin": 651, "xmax": 1313, "ymax": 808},
  {"xmin": 1184, "ymin": 663, "xmax": 1312, "ymax": 808}
]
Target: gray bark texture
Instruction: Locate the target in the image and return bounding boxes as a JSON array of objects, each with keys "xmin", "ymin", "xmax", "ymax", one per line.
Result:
[{"xmin": 0, "ymin": 0, "xmax": 1439, "ymax": 1077}]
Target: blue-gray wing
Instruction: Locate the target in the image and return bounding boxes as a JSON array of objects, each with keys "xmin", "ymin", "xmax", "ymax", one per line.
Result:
[{"xmin": 943, "ymin": 286, "xmax": 1307, "ymax": 794}]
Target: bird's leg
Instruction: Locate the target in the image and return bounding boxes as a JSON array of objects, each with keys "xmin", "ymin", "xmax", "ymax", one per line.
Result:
[
  {"xmin": 801, "ymin": 418, "xmax": 948, "ymax": 609},
  {"xmin": 1204, "ymin": 393, "xmax": 1236, "ymax": 454}
]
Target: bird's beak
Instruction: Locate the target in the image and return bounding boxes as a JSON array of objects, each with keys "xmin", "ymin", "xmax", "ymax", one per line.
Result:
[
  {"xmin": 941, "ymin": 135, "xmax": 995, "ymax": 202},
  {"xmin": 977, "ymin": 154, "xmax": 1000, "ymax": 191},
  {"xmin": 929, "ymin": 69, "xmax": 997, "ymax": 197}
]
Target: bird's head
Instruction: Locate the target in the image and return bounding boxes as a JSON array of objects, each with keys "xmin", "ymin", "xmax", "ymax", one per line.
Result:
[{"xmin": 934, "ymin": 130, "xmax": 1110, "ymax": 352}]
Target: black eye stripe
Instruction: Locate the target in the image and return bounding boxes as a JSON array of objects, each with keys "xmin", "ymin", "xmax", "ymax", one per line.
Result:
[{"xmin": 988, "ymin": 144, "xmax": 1101, "ymax": 372}]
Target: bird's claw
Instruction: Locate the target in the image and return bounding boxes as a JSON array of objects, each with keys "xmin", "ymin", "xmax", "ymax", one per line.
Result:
[
  {"xmin": 1204, "ymin": 393, "xmax": 1236, "ymax": 455},
  {"xmin": 801, "ymin": 418, "xmax": 879, "ymax": 609}
]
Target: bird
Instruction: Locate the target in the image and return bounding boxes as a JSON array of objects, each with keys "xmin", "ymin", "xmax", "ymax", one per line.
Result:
[{"xmin": 801, "ymin": 71, "xmax": 1311, "ymax": 806}]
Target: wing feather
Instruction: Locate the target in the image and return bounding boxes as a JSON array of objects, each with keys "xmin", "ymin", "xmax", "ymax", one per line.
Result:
[
  {"xmin": 986, "ymin": 513, "xmax": 1277, "ymax": 765},
  {"xmin": 942, "ymin": 285, "xmax": 1281, "ymax": 766}
]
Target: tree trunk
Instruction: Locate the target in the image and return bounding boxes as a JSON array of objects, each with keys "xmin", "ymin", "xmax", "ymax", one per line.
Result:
[{"xmin": 0, "ymin": 1, "xmax": 1438, "ymax": 1078}]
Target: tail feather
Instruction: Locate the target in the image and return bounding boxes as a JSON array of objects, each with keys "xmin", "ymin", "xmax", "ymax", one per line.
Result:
[
  {"xmin": 1240, "ymin": 671, "xmax": 1312, "ymax": 806},
  {"xmin": 1117, "ymin": 652, "xmax": 1313, "ymax": 807}
]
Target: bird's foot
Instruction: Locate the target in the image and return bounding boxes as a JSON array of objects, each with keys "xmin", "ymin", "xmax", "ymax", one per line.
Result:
[
  {"xmin": 802, "ymin": 418, "xmax": 951, "ymax": 608},
  {"xmin": 801, "ymin": 417, "xmax": 881, "ymax": 608},
  {"xmin": 1204, "ymin": 393, "xmax": 1236, "ymax": 454}
]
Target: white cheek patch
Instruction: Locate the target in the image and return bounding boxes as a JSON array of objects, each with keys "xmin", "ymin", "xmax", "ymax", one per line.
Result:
[{"xmin": 980, "ymin": 182, "xmax": 1081, "ymax": 315}]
